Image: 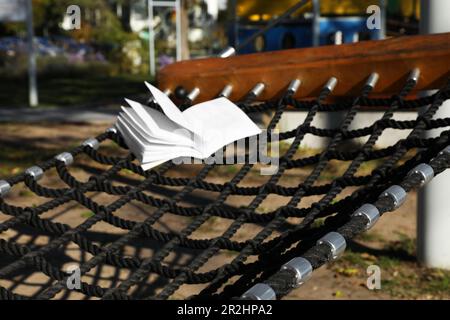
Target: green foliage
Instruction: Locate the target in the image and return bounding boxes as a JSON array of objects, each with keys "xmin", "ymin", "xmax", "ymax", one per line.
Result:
[
  {"xmin": 0, "ymin": 72, "xmax": 150, "ymax": 107},
  {"xmin": 0, "ymin": 1, "xmax": 151, "ymax": 75},
  {"xmin": 33, "ymin": 0, "xmax": 68, "ymax": 35},
  {"xmin": 81, "ymin": 211, "xmax": 95, "ymax": 218}
]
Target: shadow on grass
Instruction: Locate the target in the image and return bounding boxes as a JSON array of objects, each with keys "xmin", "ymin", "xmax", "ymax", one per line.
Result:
[
  {"xmin": 0, "ymin": 133, "xmax": 87, "ymax": 177},
  {"xmin": 346, "ymin": 239, "xmax": 416, "ymax": 265},
  {"xmin": 0, "ymin": 73, "xmax": 151, "ymax": 108}
]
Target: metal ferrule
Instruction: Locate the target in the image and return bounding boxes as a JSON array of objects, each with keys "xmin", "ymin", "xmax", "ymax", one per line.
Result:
[
  {"xmin": 0, "ymin": 180, "xmax": 11, "ymax": 197},
  {"xmin": 281, "ymin": 257, "xmax": 313, "ymax": 288},
  {"xmin": 380, "ymin": 185, "xmax": 407, "ymax": 210},
  {"xmin": 408, "ymin": 68, "xmax": 420, "ymax": 83},
  {"xmin": 25, "ymin": 166, "xmax": 44, "ymax": 181},
  {"xmin": 83, "ymin": 138, "xmax": 100, "ymax": 150},
  {"xmin": 324, "ymin": 77, "xmax": 338, "ymax": 92},
  {"xmin": 55, "ymin": 152, "xmax": 74, "ymax": 166},
  {"xmin": 187, "ymin": 87, "xmax": 200, "ymax": 102},
  {"xmin": 317, "ymin": 231, "xmax": 346, "ymax": 260},
  {"xmin": 241, "ymin": 283, "xmax": 276, "ymax": 300},
  {"xmin": 106, "ymin": 127, "xmax": 117, "ymax": 134},
  {"xmin": 366, "ymin": 72, "xmax": 379, "ymax": 89},
  {"xmin": 219, "ymin": 84, "xmax": 233, "ymax": 98},
  {"xmin": 352, "ymin": 203, "xmax": 380, "ymax": 230},
  {"xmin": 408, "ymin": 163, "xmax": 434, "ymax": 187},
  {"xmin": 218, "ymin": 46, "xmax": 236, "ymax": 58},
  {"xmin": 250, "ymin": 83, "xmax": 265, "ymax": 97},
  {"xmin": 287, "ymin": 79, "xmax": 301, "ymax": 94}
]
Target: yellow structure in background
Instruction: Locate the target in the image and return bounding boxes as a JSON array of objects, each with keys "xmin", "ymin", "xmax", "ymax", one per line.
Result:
[
  {"xmin": 236, "ymin": 0, "xmax": 374, "ymax": 20},
  {"xmin": 237, "ymin": 0, "xmax": 420, "ymax": 21},
  {"xmin": 391, "ymin": 0, "xmax": 420, "ymax": 20}
]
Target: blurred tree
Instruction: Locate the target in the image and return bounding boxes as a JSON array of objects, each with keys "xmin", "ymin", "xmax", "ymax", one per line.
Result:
[
  {"xmin": 33, "ymin": 0, "xmax": 68, "ymax": 36},
  {"xmin": 0, "ymin": 0, "xmax": 152, "ymax": 75},
  {"xmin": 109, "ymin": 0, "xmax": 133, "ymax": 32},
  {"xmin": 120, "ymin": 0, "xmax": 132, "ymax": 32},
  {"xmin": 0, "ymin": 0, "xmax": 133, "ymax": 41}
]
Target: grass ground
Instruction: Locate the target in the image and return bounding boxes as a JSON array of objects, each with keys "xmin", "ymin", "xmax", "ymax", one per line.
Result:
[
  {"xmin": 0, "ymin": 122, "xmax": 449, "ymax": 300},
  {"xmin": 0, "ymin": 73, "xmax": 150, "ymax": 108},
  {"xmin": 332, "ymin": 233, "xmax": 450, "ymax": 299}
]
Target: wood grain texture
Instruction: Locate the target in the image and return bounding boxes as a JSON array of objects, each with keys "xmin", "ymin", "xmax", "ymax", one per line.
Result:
[{"xmin": 158, "ymin": 33, "xmax": 450, "ymax": 102}]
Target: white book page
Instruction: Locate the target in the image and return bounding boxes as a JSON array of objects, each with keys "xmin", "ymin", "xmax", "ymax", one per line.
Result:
[
  {"xmin": 141, "ymin": 156, "xmax": 194, "ymax": 171},
  {"xmin": 141, "ymin": 159, "xmax": 170, "ymax": 171},
  {"xmin": 116, "ymin": 85, "xmax": 262, "ymax": 171},
  {"xmin": 142, "ymin": 146, "xmax": 202, "ymax": 163},
  {"xmin": 119, "ymin": 112, "xmax": 178, "ymax": 146},
  {"xmin": 120, "ymin": 108, "xmax": 193, "ymax": 147},
  {"xmin": 117, "ymin": 120, "xmax": 202, "ymax": 163},
  {"xmin": 125, "ymin": 99, "xmax": 194, "ymax": 146},
  {"xmin": 115, "ymin": 122, "xmax": 146, "ymax": 162},
  {"xmin": 182, "ymin": 97, "xmax": 262, "ymax": 158},
  {"xmin": 145, "ymin": 82, "xmax": 201, "ymax": 135}
]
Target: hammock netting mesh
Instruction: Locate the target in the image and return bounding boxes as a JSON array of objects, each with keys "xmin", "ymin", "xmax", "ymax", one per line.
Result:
[{"xmin": 1, "ymin": 75, "xmax": 450, "ymax": 300}]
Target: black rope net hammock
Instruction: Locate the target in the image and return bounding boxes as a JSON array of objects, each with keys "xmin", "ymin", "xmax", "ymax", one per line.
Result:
[{"xmin": 0, "ymin": 73, "xmax": 450, "ymax": 300}]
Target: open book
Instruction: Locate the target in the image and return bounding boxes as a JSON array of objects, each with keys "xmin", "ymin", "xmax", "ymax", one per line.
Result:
[{"xmin": 115, "ymin": 83, "xmax": 262, "ymax": 170}]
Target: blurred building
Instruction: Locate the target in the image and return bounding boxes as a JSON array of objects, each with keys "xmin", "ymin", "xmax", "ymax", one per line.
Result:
[{"xmin": 229, "ymin": 0, "xmax": 384, "ymax": 54}]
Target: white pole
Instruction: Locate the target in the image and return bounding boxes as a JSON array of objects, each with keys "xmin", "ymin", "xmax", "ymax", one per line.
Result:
[
  {"xmin": 417, "ymin": 0, "xmax": 450, "ymax": 269},
  {"xmin": 312, "ymin": 0, "xmax": 320, "ymax": 47},
  {"xmin": 148, "ymin": 0, "xmax": 156, "ymax": 77},
  {"xmin": 175, "ymin": 0, "xmax": 182, "ymax": 61},
  {"xmin": 26, "ymin": 0, "xmax": 38, "ymax": 107},
  {"xmin": 379, "ymin": 0, "xmax": 386, "ymax": 39}
]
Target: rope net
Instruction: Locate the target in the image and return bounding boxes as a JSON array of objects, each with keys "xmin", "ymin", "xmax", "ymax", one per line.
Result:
[{"xmin": 0, "ymin": 75, "xmax": 450, "ymax": 300}]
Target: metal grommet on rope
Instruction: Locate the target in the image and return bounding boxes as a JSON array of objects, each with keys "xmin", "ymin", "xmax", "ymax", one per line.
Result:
[
  {"xmin": 0, "ymin": 180, "xmax": 11, "ymax": 197},
  {"xmin": 250, "ymin": 83, "xmax": 265, "ymax": 98},
  {"xmin": 365, "ymin": 72, "xmax": 380, "ymax": 89},
  {"xmin": 241, "ymin": 283, "xmax": 276, "ymax": 300},
  {"xmin": 219, "ymin": 85, "xmax": 233, "ymax": 98},
  {"xmin": 408, "ymin": 68, "xmax": 421, "ymax": 83},
  {"xmin": 83, "ymin": 138, "xmax": 100, "ymax": 150},
  {"xmin": 148, "ymin": 88, "xmax": 171, "ymax": 104},
  {"xmin": 106, "ymin": 127, "xmax": 118, "ymax": 134},
  {"xmin": 380, "ymin": 185, "xmax": 407, "ymax": 210},
  {"xmin": 186, "ymin": 87, "xmax": 200, "ymax": 102},
  {"xmin": 287, "ymin": 79, "xmax": 301, "ymax": 95},
  {"xmin": 408, "ymin": 163, "xmax": 434, "ymax": 186},
  {"xmin": 324, "ymin": 77, "xmax": 338, "ymax": 92},
  {"xmin": 25, "ymin": 166, "xmax": 44, "ymax": 181},
  {"xmin": 352, "ymin": 203, "xmax": 380, "ymax": 230},
  {"xmin": 281, "ymin": 257, "xmax": 312, "ymax": 288},
  {"xmin": 317, "ymin": 232, "xmax": 346, "ymax": 260},
  {"xmin": 218, "ymin": 46, "xmax": 236, "ymax": 58},
  {"xmin": 55, "ymin": 152, "xmax": 74, "ymax": 166}
]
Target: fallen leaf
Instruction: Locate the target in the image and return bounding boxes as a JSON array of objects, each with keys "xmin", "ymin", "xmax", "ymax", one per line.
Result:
[
  {"xmin": 336, "ymin": 267, "xmax": 359, "ymax": 277},
  {"xmin": 333, "ymin": 290, "xmax": 344, "ymax": 298},
  {"xmin": 11, "ymin": 167, "xmax": 21, "ymax": 174},
  {"xmin": 360, "ymin": 253, "xmax": 377, "ymax": 262}
]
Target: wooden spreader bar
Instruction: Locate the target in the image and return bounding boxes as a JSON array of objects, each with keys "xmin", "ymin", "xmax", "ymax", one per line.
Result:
[{"xmin": 158, "ymin": 33, "xmax": 450, "ymax": 102}]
